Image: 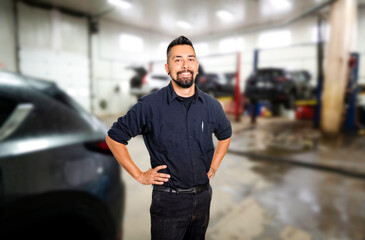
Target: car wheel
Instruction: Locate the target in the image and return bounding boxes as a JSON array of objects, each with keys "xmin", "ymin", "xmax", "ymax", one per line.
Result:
[{"xmin": 272, "ymin": 102, "xmax": 281, "ymax": 116}]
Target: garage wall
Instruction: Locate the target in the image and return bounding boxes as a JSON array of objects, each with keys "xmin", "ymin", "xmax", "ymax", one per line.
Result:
[
  {"xmin": 94, "ymin": 6, "xmax": 364, "ymax": 114},
  {"xmin": 0, "ymin": 0, "xmax": 16, "ymax": 71},
  {"xmin": 17, "ymin": 2, "xmax": 91, "ymax": 112},
  {"xmin": 91, "ymin": 19, "xmax": 171, "ymax": 116},
  {"xmin": 192, "ymin": 7, "xmax": 365, "ymax": 91},
  {"xmin": 3, "ymin": 2, "xmax": 365, "ymax": 116},
  {"xmin": 193, "ymin": 15, "xmax": 324, "ymax": 91},
  {"xmin": 258, "ymin": 17, "xmax": 319, "ymax": 87}
]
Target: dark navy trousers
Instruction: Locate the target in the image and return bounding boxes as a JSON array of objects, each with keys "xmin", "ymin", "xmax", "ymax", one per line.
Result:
[{"xmin": 150, "ymin": 185, "xmax": 212, "ymax": 240}]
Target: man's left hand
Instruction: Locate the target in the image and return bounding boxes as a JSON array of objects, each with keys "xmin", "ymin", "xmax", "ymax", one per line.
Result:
[{"xmin": 207, "ymin": 167, "xmax": 216, "ymax": 180}]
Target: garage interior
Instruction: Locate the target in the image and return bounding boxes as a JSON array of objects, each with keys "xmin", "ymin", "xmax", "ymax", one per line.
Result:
[{"xmin": 1, "ymin": 0, "xmax": 365, "ymax": 239}]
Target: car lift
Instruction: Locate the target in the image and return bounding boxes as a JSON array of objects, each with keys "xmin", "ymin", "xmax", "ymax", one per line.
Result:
[
  {"xmin": 344, "ymin": 53, "xmax": 363, "ymax": 133},
  {"xmin": 315, "ymin": 52, "xmax": 362, "ymax": 134},
  {"xmin": 249, "ymin": 48, "xmax": 281, "ymax": 124},
  {"xmin": 249, "ymin": 49, "xmax": 260, "ymax": 124}
]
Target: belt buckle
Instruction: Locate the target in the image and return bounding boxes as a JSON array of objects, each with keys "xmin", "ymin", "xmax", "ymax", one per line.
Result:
[{"xmin": 176, "ymin": 187, "xmax": 194, "ymax": 194}]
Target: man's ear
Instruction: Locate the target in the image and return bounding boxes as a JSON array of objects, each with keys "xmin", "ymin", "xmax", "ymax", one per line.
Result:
[{"xmin": 164, "ymin": 63, "xmax": 170, "ymax": 75}]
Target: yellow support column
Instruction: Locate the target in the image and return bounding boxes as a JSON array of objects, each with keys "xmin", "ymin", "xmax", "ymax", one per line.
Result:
[{"xmin": 321, "ymin": 0, "xmax": 357, "ymax": 135}]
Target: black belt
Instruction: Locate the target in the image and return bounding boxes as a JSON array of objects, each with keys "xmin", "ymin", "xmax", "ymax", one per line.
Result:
[{"xmin": 153, "ymin": 183, "xmax": 209, "ymax": 194}]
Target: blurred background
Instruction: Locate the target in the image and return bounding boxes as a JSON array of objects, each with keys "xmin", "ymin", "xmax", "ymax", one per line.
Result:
[{"xmin": 1, "ymin": 0, "xmax": 365, "ymax": 239}]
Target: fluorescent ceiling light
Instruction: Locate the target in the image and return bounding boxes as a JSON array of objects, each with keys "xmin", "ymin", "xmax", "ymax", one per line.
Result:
[
  {"xmin": 261, "ymin": 0, "xmax": 292, "ymax": 16},
  {"xmin": 270, "ymin": 0, "xmax": 291, "ymax": 10},
  {"xmin": 108, "ymin": 0, "xmax": 132, "ymax": 9},
  {"xmin": 216, "ymin": 10, "xmax": 234, "ymax": 22},
  {"xmin": 271, "ymin": 0, "xmax": 291, "ymax": 9},
  {"xmin": 176, "ymin": 20, "xmax": 192, "ymax": 29}
]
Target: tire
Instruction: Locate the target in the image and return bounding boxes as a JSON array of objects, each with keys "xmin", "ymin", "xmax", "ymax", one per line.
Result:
[{"xmin": 272, "ymin": 102, "xmax": 281, "ymax": 116}]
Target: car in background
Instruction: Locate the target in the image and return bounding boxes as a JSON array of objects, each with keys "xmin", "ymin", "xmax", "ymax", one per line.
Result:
[
  {"xmin": 0, "ymin": 70, "xmax": 125, "ymax": 240},
  {"xmin": 196, "ymin": 72, "xmax": 235, "ymax": 98},
  {"xmin": 244, "ymin": 68, "xmax": 313, "ymax": 111},
  {"xmin": 289, "ymin": 70, "xmax": 314, "ymax": 98},
  {"xmin": 128, "ymin": 64, "xmax": 235, "ymax": 99},
  {"xmin": 129, "ymin": 66, "xmax": 148, "ymax": 90},
  {"xmin": 128, "ymin": 66, "xmax": 170, "ymax": 99}
]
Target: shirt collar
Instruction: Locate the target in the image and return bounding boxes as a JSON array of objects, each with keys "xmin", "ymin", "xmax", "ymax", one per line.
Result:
[{"xmin": 167, "ymin": 81, "xmax": 205, "ymax": 104}]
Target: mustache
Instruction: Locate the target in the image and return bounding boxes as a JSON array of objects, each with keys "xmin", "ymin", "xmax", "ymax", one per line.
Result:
[{"xmin": 177, "ymin": 70, "xmax": 194, "ymax": 75}]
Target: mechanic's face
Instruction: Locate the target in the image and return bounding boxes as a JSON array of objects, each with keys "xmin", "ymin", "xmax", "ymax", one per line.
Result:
[{"xmin": 165, "ymin": 45, "xmax": 199, "ymax": 88}]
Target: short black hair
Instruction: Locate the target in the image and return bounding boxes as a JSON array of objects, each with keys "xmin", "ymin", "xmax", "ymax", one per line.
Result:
[{"xmin": 166, "ymin": 35, "xmax": 195, "ymax": 60}]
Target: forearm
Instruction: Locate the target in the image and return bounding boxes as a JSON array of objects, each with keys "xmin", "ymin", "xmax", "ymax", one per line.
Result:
[
  {"xmin": 106, "ymin": 135, "xmax": 170, "ymax": 185},
  {"xmin": 210, "ymin": 137, "xmax": 231, "ymax": 172},
  {"xmin": 105, "ymin": 135, "xmax": 142, "ymax": 180}
]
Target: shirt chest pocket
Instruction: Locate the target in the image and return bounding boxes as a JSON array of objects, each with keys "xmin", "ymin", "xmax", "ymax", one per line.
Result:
[{"xmin": 157, "ymin": 121, "xmax": 182, "ymax": 152}]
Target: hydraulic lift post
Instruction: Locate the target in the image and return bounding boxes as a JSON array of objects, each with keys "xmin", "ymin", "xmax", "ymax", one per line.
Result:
[{"xmin": 345, "ymin": 53, "xmax": 360, "ymax": 131}]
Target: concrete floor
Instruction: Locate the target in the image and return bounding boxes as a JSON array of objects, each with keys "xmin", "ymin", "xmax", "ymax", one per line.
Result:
[{"xmin": 101, "ymin": 115, "xmax": 365, "ymax": 240}]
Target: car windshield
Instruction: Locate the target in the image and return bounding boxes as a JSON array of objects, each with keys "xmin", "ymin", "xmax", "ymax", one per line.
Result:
[
  {"xmin": 290, "ymin": 71, "xmax": 308, "ymax": 82},
  {"xmin": 25, "ymin": 76, "xmax": 87, "ymax": 114},
  {"xmin": 206, "ymin": 74, "xmax": 228, "ymax": 85},
  {"xmin": 257, "ymin": 69, "xmax": 283, "ymax": 78},
  {"xmin": 0, "ymin": 96, "xmax": 17, "ymax": 128}
]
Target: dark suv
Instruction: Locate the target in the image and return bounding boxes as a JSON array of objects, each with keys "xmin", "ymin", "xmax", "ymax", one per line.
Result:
[
  {"xmin": 196, "ymin": 72, "xmax": 235, "ymax": 97},
  {"xmin": 244, "ymin": 68, "xmax": 313, "ymax": 110},
  {"xmin": 0, "ymin": 70, "xmax": 125, "ymax": 240}
]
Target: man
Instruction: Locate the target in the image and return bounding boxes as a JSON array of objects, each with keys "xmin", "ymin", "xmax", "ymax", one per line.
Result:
[{"xmin": 106, "ymin": 36, "xmax": 232, "ymax": 240}]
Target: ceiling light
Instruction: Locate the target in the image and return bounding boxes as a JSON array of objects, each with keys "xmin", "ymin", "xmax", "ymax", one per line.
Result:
[
  {"xmin": 108, "ymin": 0, "xmax": 132, "ymax": 9},
  {"xmin": 216, "ymin": 10, "xmax": 234, "ymax": 22},
  {"xmin": 269, "ymin": 0, "xmax": 291, "ymax": 11},
  {"xmin": 176, "ymin": 20, "xmax": 192, "ymax": 29},
  {"xmin": 261, "ymin": 0, "xmax": 291, "ymax": 16}
]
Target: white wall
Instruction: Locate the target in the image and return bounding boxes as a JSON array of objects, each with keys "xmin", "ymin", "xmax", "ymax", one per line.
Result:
[
  {"xmin": 0, "ymin": 0, "xmax": 16, "ymax": 71},
  {"xmin": 91, "ymin": 19, "xmax": 171, "ymax": 116},
  {"xmin": 17, "ymin": 2, "xmax": 91, "ymax": 112},
  {"xmin": 192, "ymin": 15, "xmax": 328, "ymax": 91}
]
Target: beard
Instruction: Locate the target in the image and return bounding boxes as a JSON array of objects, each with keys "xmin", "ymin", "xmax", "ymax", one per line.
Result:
[{"xmin": 171, "ymin": 70, "xmax": 194, "ymax": 88}]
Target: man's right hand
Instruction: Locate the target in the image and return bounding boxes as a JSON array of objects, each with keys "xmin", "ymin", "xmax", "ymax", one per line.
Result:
[{"xmin": 136, "ymin": 165, "xmax": 171, "ymax": 185}]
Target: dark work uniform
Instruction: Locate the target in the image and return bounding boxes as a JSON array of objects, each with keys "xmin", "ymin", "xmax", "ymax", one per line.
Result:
[{"xmin": 108, "ymin": 82, "xmax": 232, "ymax": 240}]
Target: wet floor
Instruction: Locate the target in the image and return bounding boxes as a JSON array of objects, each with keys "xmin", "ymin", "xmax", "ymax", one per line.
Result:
[
  {"xmin": 207, "ymin": 154, "xmax": 365, "ymax": 240},
  {"xmin": 100, "ymin": 115, "xmax": 365, "ymax": 240},
  {"xmin": 229, "ymin": 117, "xmax": 365, "ymax": 178}
]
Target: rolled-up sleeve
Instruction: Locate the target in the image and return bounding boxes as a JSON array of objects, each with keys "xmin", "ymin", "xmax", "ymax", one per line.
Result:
[
  {"xmin": 213, "ymin": 101, "xmax": 232, "ymax": 141},
  {"xmin": 107, "ymin": 99, "xmax": 147, "ymax": 145}
]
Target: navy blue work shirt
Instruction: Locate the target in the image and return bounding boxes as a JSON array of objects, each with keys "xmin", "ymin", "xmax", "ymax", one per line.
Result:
[{"xmin": 108, "ymin": 82, "xmax": 232, "ymax": 189}]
